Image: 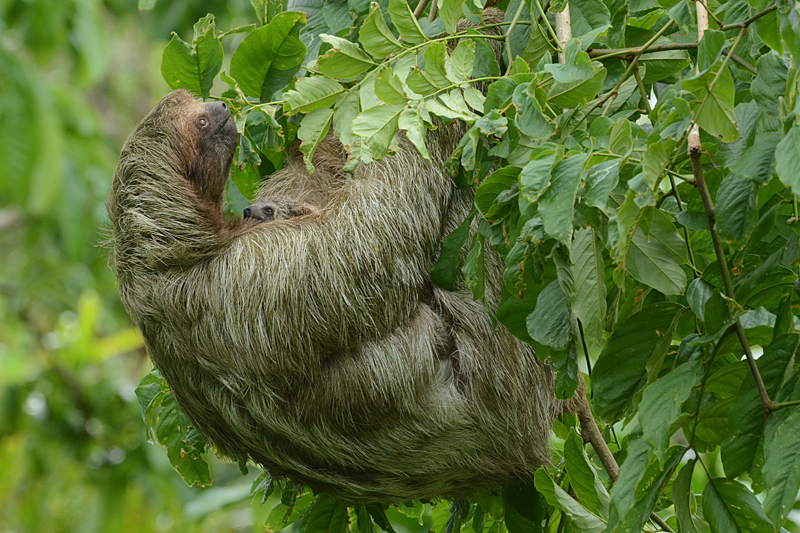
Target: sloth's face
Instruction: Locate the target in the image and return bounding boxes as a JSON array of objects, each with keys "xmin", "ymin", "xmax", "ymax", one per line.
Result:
[{"xmin": 157, "ymin": 90, "xmax": 239, "ymax": 204}]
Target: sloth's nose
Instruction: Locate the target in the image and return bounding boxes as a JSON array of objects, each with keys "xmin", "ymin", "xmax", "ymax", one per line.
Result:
[
  {"xmin": 243, "ymin": 206, "xmax": 255, "ymax": 219},
  {"xmin": 207, "ymin": 101, "xmax": 231, "ymax": 123}
]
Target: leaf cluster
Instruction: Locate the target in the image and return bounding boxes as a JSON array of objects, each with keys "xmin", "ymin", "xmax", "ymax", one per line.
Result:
[{"xmin": 149, "ymin": 0, "xmax": 800, "ymax": 531}]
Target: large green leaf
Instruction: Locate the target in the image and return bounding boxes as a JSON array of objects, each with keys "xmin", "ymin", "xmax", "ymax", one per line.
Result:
[
  {"xmin": 358, "ymin": 4, "xmax": 403, "ymax": 59},
  {"xmin": 387, "ymin": 0, "xmax": 426, "ymax": 44},
  {"xmin": 681, "ymin": 60, "xmax": 739, "ymax": 142},
  {"xmin": 317, "ymin": 34, "xmax": 377, "ymax": 79},
  {"xmin": 527, "ymin": 280, "xmax": 571, "ymax": 350},
  {"xmin": 534, "ymin": 470, "xmax": 606, "ymax": 533},
  {"xmin": 776, "ymin": 125, "xmax": 800, "ymax": 199},
  {"xmin": 763, "ymin": 366, "xmax": 800, "ymax": 530},
  {"xmin": 673, "ymin": 461, "xmax": 707, "ymax": 533},
  {"xmin": 751, "ymin": 52, "xmax": 788, "ymax": 116},
  {"xmin": 283, "ymin": 76, "xmax": 345, "ymax": 114},
  {"xmin": 351, "ymin": 104, "xmax": 403, "ymax": 160},
  {"xmin": 607, "ymin": 440, "xmax": 683, "ymax": 533},
  {"xmin": 538, "ymin": 153, "xmax": 588, "ymax": 242},
  {"xmin": 721, "ymin": 334, "xmax": 800, "ymax": 478},
  {"xmin": 714, "ymin": 175, "xmax": 757, "ymax": 248},
  {"xmin": 161, "ymin": 14, "xmax": 223, "ymax": 100},
  {"xmin": 593, "ymin": 302, "xmax": 685, "ymax": 422},
  {"xmin": 701, "ymin": 478, "xmax": 773, "ymax": 533},
  {"xmin": 300, "ymin": 493, "xmax": 349, "ymax": 533},
  {"xmin": 640, "ymin": 360, "xmax": 701, "ymax": 462},
  {"xmin": 565, "ymin": 429, "xmax": 610, "ymax": 519},
  {"xmin": 625, "ymin": 210, "xmax": 688, "ymax": 296},
  {"xmin": 571, "ymin": 228, "xmax": 606, "ymax": 346},
  {"xmin": 298, "ymin": 108, "xmax": 334, "ymax": 172},
  {"xmin": 230, "ymin": 11, "xmax": 307, "ymax": 101}
]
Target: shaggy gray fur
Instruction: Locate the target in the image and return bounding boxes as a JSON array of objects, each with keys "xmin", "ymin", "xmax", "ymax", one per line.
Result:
[{"xmin": 107, "ymin": 37, "xmax": 577, "ymax": 504}]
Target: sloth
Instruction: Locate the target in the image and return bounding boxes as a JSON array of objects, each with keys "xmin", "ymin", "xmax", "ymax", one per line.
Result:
[
  {"xmin": 243, "ymin": 195, "xmax": 318, "ymax": 222},
  {"xmin": 107, "ymin": 12, "xmax": 581, "ymax": 504}
]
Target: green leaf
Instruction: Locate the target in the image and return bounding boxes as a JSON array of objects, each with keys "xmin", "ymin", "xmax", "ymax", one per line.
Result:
[
  {"xmin": 763, "ymin": 403, "xmax": 800, "ymax": 530},
  {"xmin": 539, "ymin": 153, "xmax": 588, "ymax": 242},
  {"xmin": 399, "ymin": 102, "xmax": 430, "ymax": 160},
  {"xmin": 776, "ymin": 125, "xmax": 800, "ymax": 199},
  {"xmin": 686, "ymin": 278, "xmax": 715, "ymax": 321},
  {"xmin": 283, "ymin": 76, "xmax": 345, "ymax": 114},
  {"xmin": 751, "ymin": 52, "xmax": 788, "ymax": 116},
  {"xmin": 440, "ymin": 0, "xmax": 466, "ymax": 35},
  {"xmin": 673, "ymin": 461, "xmax": 705, "ymax": 533},
  {"xmin": 571, "ymin": 228, "xmax": 606, "ymax": 346},
  {"xmin": 301, "ymin": 493, "xmax": 349, "ymax": 533},
  {"xmin": 446, "ymin": 40, "xmax": 475, "ymax": 84},
  {"xmin": 722, "ymin": 334, "xmax": 800, "ymax": 478},
  {"xmin": 701, "ymin": 478, "xmax": 773, "ymax": 533},
  {"xmin": 527, "ymin": 280, "xmax": 571, "ymax": 350},
  {"xmin": 358, "ymin": 4, "xmax": 403, "ymax": 59},
  {"xmin": 351, "ymin": 104, "xmax": 403, "ymax": 160},
  {"xmin": 593, "ymin": 302, "xmax": 684, "ymax": 422},
  {"xmin": 431, "ymin": 210, "xmax": 476, "ymax": 290},
  {"xmin": 230, "ymin": 11, "xmax": 307, "ymax": 101},
  {"xmin": 714, "ymin": 175, "xmax": 757, "ymax": 248},
  {"xmin": 298, "ymin": 108, "xmax": 334, "ymax": 173},
  {"xmin": 513, "ymin": 84, "xmax": 554, "ymax": 138},
  {"xmin": 639, "ymin": 46, "xmax": 691, "ymax": 84},
  {"xmin": 640, "ymin": 360, "xmax": 701, "ymax": 462},
  {"xmin": 406, "ymin": 66, "xmax": 439, "ymax": 96},
  {"xmin": 520, "ymin": 149, "xmax": 556, "ymax": 203},
  {"xmin": 375, "ymin": 69, "xmax": 408, "ymax": 105},
  {"xmin": 387, "ymin": 0, "xmax": 426, "ymax": 44},
  {"xmin": 463, "ymin": 233, "xmax": 486, "ymax": 301},
  {"xmin": 729, "ymin": 132, "xmax": 780, "ymax": 185},
  {"xmin": 565, "ymin": 428, "xmax": 610, "ymax": 519},
  {"xmin": 424, "ymin": 42, "xmax": 451, "ymax": 88},
  {"xmin": 583, "ymin": 159, "xmax": 620, "ymax": 211},
  {"xmin": 609, "ymin": 118, "xmax": 633, "ymax": 156},
  {"xmin": 697, "ymin": 29, "xmax": 726, "ymax": 72},
  {"xmin": 641, "ymin": 141, "xmax": 668, "ymax": 190},
  {"xmin": 534, "ymin": 470, "xmax": 606, "ymax": 533},
  {"xmin": 625, "ymin": 210, "xmax": 688, "ymax": 296},
  {"xmin": 545, "ymin": 61, "xmax": 606, "ymax": 108},
  {"xmin": 161, "ymin": 14, "xmax": 223, "ymax": 99},
  {"xmin": 607, "ymin": 440, "xmax": 683, "ymax": 533},
  {"xmin": 318, "ymin": 34, "xmax": 377, "ymax": 79},
  {"xmin": 681, "ymin": 60, "xmax": 739, "ymax": 142},
  {"xmin": 155, "ymin": 392, "xmax": 212, "ymax": 487}
]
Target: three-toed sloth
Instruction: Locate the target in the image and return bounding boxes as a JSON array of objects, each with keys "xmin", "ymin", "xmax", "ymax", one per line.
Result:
[{"xmin": 107, "ymin": 20, "xmax": 580, "ymax": 505}]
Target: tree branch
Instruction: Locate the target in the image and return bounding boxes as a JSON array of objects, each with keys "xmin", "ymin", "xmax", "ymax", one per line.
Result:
[
  {"xmin": 577, "ymin": 394, "xmax": 675, "ymax": 533},
  {"xmin": 719, "ymin": 4, "xmax": 778, "ymax": 31},
  {"xmin": 688, "ymin": 146, "xmax": 775, "ymax": 415}
]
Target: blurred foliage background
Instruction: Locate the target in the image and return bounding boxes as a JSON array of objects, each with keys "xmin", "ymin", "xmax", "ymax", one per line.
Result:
[{"xmin": 0, "ymin": 0, "xmax": 272, "ymax": 531}]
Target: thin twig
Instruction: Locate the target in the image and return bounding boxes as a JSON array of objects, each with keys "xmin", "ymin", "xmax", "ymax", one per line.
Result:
[
  {"xmin": 588, "ymin": 42, "xmax": 697, "ymax": 59},
  {"xmin": 504, "ymin": 0, "xmax": 527, "ymax": 74},
  {"xmin": 688, "ymin": 147, "xmax": 775, "ymax": 414},
  {"xmin": 577, "ymin": 319, "xmax": 593, "ymax": 375},
  {"xmin": 632, "ymin": 63, "xmax": 651, "ymax": 114},
  {"xmin": 719, "ymin": 4, "xmax": 778, "ymax": 30},
  {"xmin": 533, "ymin": 0, "xmax": 561, "ymax": 52},
  {"xmin": 577, "ymin": 396, "xmax": 675, "ymax": 533},
  {"xmin": 722, "ymin": 49, "xmax": 758, "ymax": 74},
  {"xmin": 413, "ymin": 0, "xmax": 431, "ymax": 19},
  {"xmin": 427, "ymin": 0, "xmax": 438, "ymax": 22}
]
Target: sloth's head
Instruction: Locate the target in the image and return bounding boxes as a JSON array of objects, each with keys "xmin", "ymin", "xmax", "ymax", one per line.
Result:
[{"xmin": 116, "ymin": 89, "xmax": 238, "ymax": 208}]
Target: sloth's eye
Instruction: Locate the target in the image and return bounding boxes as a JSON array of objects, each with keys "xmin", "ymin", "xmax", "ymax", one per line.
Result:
[
  {"xmin": 264, "ymin": 207, "xmax": 274, "ymax": 216},
  {"xmin": 197, "ymin": 116, "xmax": 210, "ymax": 129}
]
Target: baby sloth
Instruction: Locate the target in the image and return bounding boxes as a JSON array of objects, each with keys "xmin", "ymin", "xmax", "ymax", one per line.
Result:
[{"xmin": 243, "ymin": 196, "xmax": 317, "ymax": 222}]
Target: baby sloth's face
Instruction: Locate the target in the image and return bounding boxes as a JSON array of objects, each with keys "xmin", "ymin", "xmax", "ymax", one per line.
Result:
[{"xmin": 243, "ymin": 196, "xmax": 317, "ymax": 222}]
